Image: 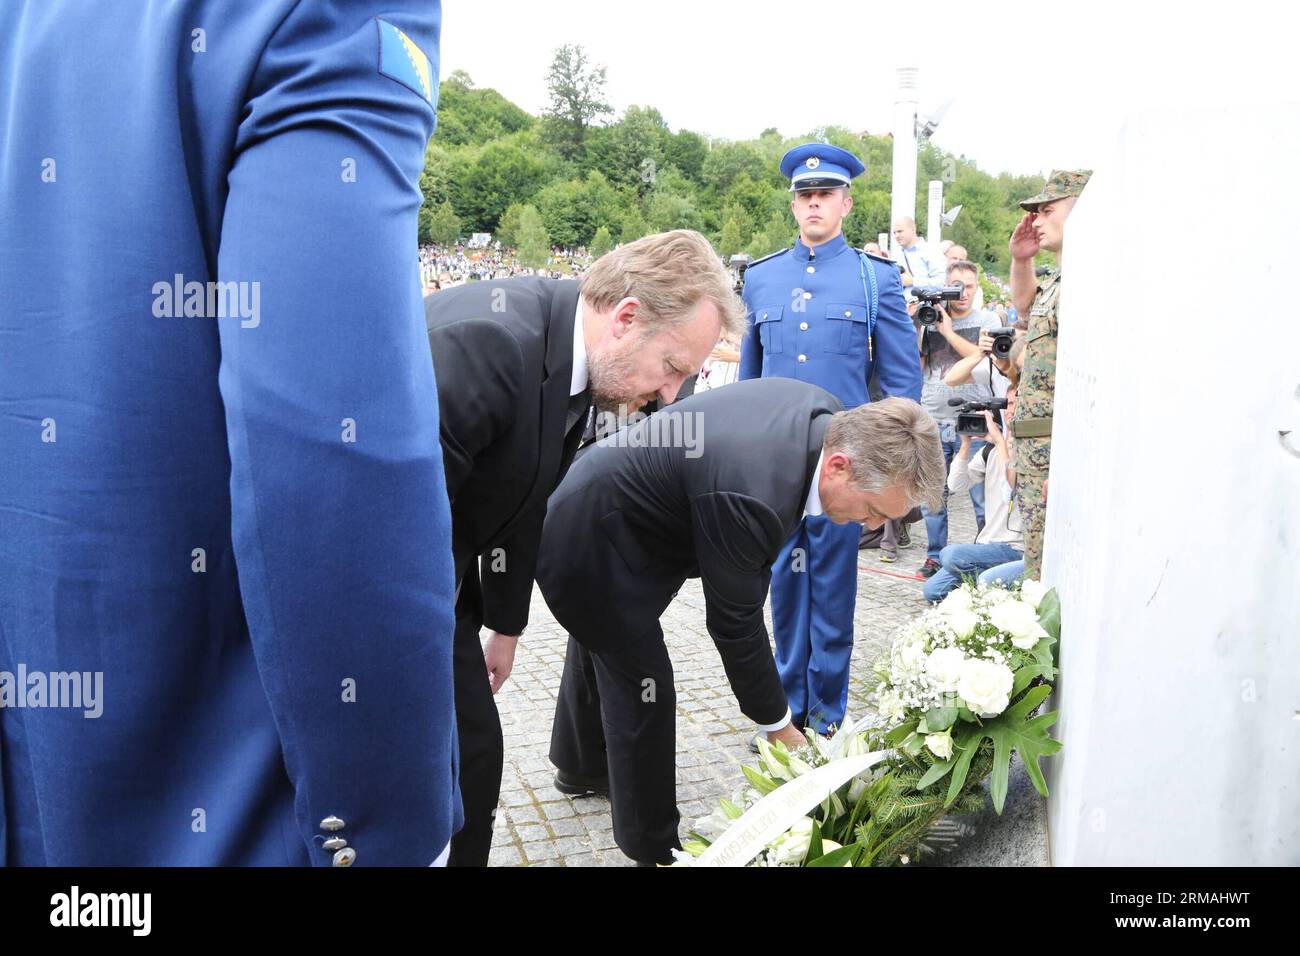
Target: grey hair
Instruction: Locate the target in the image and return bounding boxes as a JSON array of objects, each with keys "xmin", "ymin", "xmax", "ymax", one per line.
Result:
[
  {"xmin": 579, "ymin": 229, "xmax": 746, "ymax": 340},
  {"xmin": 823, "ymin": 398, "xmax": 946, "ymax": 512}
]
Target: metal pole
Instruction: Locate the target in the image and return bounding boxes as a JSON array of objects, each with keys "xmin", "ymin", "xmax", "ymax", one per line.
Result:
[
  {"xmin": 927, "ymin": 180, "xmax": 944, "ymax": 247},
  {"xmin": 889, "ymin": 66, "xmax": 919, "ymax": 257}
]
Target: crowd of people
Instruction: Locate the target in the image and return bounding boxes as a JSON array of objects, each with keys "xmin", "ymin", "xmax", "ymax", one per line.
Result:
[{"xmin": 419, "ymin": 241, "xmax": 593, "ymax": 291}]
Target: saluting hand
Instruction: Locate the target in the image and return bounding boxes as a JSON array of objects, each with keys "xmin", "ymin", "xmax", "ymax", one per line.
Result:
[{"xmin": 1009, "ymin": 213, "xmax": 1040, "ymax": 260}]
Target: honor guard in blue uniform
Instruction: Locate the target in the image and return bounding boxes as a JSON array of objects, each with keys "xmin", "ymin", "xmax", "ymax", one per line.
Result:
[
  {"xmin": 0, "ymin": 1, "xmax": 458, "ymax": 865},
  {"xmin": 739, "ymin": 143, "xmax": 922, "ymax": 734}
]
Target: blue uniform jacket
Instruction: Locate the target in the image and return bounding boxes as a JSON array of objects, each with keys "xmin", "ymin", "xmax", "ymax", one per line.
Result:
[
  {"xmin": 0, "ymin": 1, "xmax": 458, "ymax": 865},
  {"xmin": 739, "ymin": 234, "xmax": 922, "ymax": 407}
]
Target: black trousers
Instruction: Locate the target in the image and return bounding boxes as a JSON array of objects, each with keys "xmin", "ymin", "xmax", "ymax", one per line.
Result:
[
  {"xmin": 448, "ymin": 572, "xmax": 504, "ymax": 867},
  {"xmin": 549, "ymin": 628, "xmax": 680, "ymax": 865}
]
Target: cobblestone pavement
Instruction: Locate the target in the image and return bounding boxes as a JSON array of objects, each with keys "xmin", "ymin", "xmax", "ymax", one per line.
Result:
[{"xmin": 487, "ymin": 497, "xmax": 983, "ymax": 867}]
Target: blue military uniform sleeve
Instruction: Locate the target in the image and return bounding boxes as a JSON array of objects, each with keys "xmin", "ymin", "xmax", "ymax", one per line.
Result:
[
  {"xmin": 869, "ymin": 257, "xmax": 923, "ymax": 402},
  {"xmin": 216, "ymin": 2, "xmax": 458, "ymax": 865}
]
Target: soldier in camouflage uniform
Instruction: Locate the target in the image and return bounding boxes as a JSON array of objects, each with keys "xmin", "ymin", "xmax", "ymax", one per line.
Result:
[{"xmin": 1007, "ymin": 169, "xmax": 1091, "ymax": 579}]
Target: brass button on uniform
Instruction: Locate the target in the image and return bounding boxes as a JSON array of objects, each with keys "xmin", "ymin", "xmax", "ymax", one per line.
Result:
[
  {"xmin": 802, "ymin": 291, "xmax": 812, "ymax": 300},
  {"xmin": 844, "ymin": 310, "xmax": 852, "ymax": 317},
  {"xmin": 320, "ymin": 815, "xmax": 345, "ymax": 832},
  {"xmin": 322, "ymin": 836, "xmax": 348, "ymax": 851},
  {"xmin": 797, "ymin": 354, "xmax": 807, "ymax": 363},
  {"xmin": 333, "ymin": 847, "xmax": 357, "ymax": 867},
  {"xmin": 806, "ymin": 266, "xmax": 815, "ymax": 274},
  {"xmin": 799, "ymin": 322, "xmax": 809, "ymax": 331}
]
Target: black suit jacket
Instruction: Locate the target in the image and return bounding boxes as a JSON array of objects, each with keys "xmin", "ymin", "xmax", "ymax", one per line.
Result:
[
  {"xmin": 537, "ymin": 377, "xmax": 842, "ymax": 726},
  {"xmin": 426, "ymin": 276, "xmax": 586, "ymax": 635}
]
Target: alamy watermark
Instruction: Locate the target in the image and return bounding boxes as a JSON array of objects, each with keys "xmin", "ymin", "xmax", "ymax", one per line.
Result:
[
  {"xmin": 593, "ymin": 405, "xmax": 704, "ymax": 458},
  {"xmin": 152, "ymin": 273, "xmax": 260, "ymax": 328},
  {"xmin": 0, "ymin": 664, "xmax": 103, "ymax": 718}
]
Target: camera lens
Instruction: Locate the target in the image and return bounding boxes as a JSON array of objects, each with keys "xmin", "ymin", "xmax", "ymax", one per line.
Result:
[{"xmin": 992, "ymin": 334, "xmax": 1013, "ymax": 359}]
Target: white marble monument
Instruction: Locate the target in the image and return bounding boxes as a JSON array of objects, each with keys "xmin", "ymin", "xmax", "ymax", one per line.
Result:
[{"xmin": 1044, "ymin": 106, "xmax": 1300, "ymax": 865}]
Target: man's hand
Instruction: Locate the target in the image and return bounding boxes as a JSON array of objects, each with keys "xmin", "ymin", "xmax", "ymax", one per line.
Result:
[
  {"xmin": 977, "ymin": 329, "xmax": 996, "ymax": 354},
  {"xmin": 767, "ymin": 722, "xmax": 807, "ymax": 751},
  {"xmin": 1009, "ymin": 212, "xmax": 1040, "ymax": 261},
  {"xmin": 957, "ymin": 432, "xmax": 973, "ymax": 455},
  {"xmin": 982, "ymin": 411, "xmax": 1006, "ymax": 449},
  {"xmin": 935, "ymin": 307, "xmax": 955, "ymax": 338},
  {"xmin": 484, "ymin": 632, "xmax": 519, "ymax": 694}
]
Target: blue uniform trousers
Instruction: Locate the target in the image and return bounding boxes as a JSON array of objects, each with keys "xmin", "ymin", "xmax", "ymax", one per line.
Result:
[{"xmin": 770, "ymin": 514, "xmax": 861, "ymax": 734}]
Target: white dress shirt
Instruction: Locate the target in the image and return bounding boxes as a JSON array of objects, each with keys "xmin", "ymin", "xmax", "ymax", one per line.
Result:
[
  {"xmin": 803, "ymin": 451, "xmax": 824, "ymax": 518},
  {"xmin": 570, "ymin": 297, "xmax": 588, "ymax": 396}
]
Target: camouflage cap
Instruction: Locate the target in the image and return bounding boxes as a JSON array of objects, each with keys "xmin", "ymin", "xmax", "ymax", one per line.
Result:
[{"xmin": 1019, "ymin": 169, "xmax": 1092, "ymax": 211}]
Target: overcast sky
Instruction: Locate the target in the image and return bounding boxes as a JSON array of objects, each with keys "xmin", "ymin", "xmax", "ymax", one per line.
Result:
[{"xmin": 441, "ymin": 0, "xmax": 1292, "ymax": 178}]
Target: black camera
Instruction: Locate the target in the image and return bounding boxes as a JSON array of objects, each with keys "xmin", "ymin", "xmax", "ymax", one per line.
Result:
[
  {"xmin": 949, "ymin": 397, "xmax": 1008, "ymax": 436},
  {"xmin": 988, "ymin": 326, "xmax": 1018, "ymax": 361},
  {"xmin": 912, "ymin": 284, "xmax": 964, "ymax": 327},
  {"xmin": 730, "ymin": 253, "xmax": 752, "ymax": 296}
]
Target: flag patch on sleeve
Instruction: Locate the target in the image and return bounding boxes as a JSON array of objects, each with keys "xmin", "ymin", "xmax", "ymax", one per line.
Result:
[{"xmin": 376, "ymin": 18, "xmax": 434, "ymax": 105}]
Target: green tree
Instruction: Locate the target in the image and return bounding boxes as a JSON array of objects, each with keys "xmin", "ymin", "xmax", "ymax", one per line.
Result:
[
  {"xmin": 496, "ymin": 202, "xmax": 526, "ymax": 247},
  {"xmin": 421, "ymin": 201, "xmax": 462, "ymax": 245},
  {"xmin": 590, "ymin": 225, "xmax": 614, "ymax": 258},
  {"xmin": 450, "ymin": 136, "xmax": 547, "ymax": 233},
  {"xmin": 701, "ymin": 141, "xmax": 768, "ymax": 197},
  {"xmin": 542, "ymin": 44, "xmax": 612, "ymax": 160},
  {"xmin": 435, "ymin": 74, "xmax": 534, "ymax": 146},
  {"xmin": 595, "ymin": 105, "xmax": 668, "ymax": 192},
  {"xmin": 620, "ymin": 207, "xmax": 648, "ymax": 243},
  {"xmin": 747, "ymin": 210, "xmax": 793, "ymax": 259},
  {"xmin": 516, "ymin": 205, "xmax": 551, "ymax": 269},
  {"xmin": 647, "ymin": 191, "xmax": 703, "ymax": 233},
  {"xmin": 718, "ymin": 218, "xmax": 746, "ymax": 257},
  {"xmin": 664, "ymin": 130, "xmax": 707, "ymax": 183},
  {"xmin": 532, "ymin": 170, "xmax": 620, "ymax": 248}
]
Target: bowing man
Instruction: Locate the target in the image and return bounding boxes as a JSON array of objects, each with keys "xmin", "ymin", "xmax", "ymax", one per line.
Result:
[
  {"xmin": 538, "ymin": 379, "xmax": 944, "ymax": 865},
  {"xmin": 425, "ymin": 229, "xmax": 743, "ymax": 865}
]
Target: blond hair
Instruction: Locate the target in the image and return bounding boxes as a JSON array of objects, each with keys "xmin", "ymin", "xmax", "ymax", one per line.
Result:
[
  {"xmin": 824, "ymin": 398, "xmax": 946, "ymax": 511},
  {"xmin": 580, "ymin": 229, "xmax": 746, "ymax": 339}
]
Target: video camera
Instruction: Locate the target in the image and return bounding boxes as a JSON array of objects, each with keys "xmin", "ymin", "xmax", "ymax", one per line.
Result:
[
  {"xmin": 729, "ymin": 253, "xmax": 752, "ymax": 296},
  {"xmin": 949, "ymin": 397, "xmax": 1008, "ymax": 436},
  {"xmin": 988, "ymin": 326, "xmax": 1018, "ymax": 361},
  {"xmin": 913, "ymin": 284, "xmax": 964, "ymax": 327}
]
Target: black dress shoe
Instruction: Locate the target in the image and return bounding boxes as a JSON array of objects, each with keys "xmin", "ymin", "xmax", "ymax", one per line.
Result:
[{"xmin": 553, "ymin": 769, "xmax": 609, "ymax": 796}]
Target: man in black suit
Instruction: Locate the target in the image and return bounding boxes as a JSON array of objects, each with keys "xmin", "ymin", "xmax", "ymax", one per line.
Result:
[
  {"xmin": 426, "ymin": 229, "xmax": 747, "ymax": 866},
  {"xmin": 537, "ymin": 378, "xmax": 945, "ymax": 865}
]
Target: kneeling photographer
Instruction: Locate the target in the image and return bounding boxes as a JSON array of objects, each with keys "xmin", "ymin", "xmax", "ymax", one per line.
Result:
[
  {"xmin": 913, "ymin": 260, "xmax": 1003, "ymax": 578},
  {"xmin": 923, "ymin": 383, "xmax": 1025, "ymax": 602}
]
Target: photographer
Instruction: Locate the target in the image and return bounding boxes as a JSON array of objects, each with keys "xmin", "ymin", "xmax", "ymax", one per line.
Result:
[
  {"xmin": 944, "ymin": 327, "xmax": 1026, "ymax": 397},
  {"xmin": 915, "ymin": 260, "xmax": 1003, "ymax": 578},
  {"xmin": 923, "ymin": 385, "xmax": 1025, "ymax": 602}
]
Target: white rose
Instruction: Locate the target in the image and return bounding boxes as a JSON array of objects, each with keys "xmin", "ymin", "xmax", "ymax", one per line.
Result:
[
  {"xmin": 989, "ymin": 600, "xmax": 1049, "ymax": 650},
  {"xmin": 894, "ymin": 637, "xmax": 928, "ymax": 673},
  {"xmin": 924, "ymin": 647, "xmax": 967, "ymax": 693},
  {"xmin": 956, "ymin": 658, "xmax": 1014, "ymax": 717},
  {"xmin": 944, "ymin": 608, "xmax": 980, "ymax": 639},
  {"xmin": 925, "ymin": 730, "xmax": 954, "ymax": 760},
  {"xmin": 1020, "ymin": 579, "xmax": 1048, "ymax": 609},
  {"xmin": 876, "ymin": 688, "xmax": 906, "ymax": 724},
  {"xmin": 940, "ymin": 587, "xmax": 973, "ymax": 613},
  {"xmin": 769, "ymin": 816, "xmax": 813, "ymax": 866}
]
